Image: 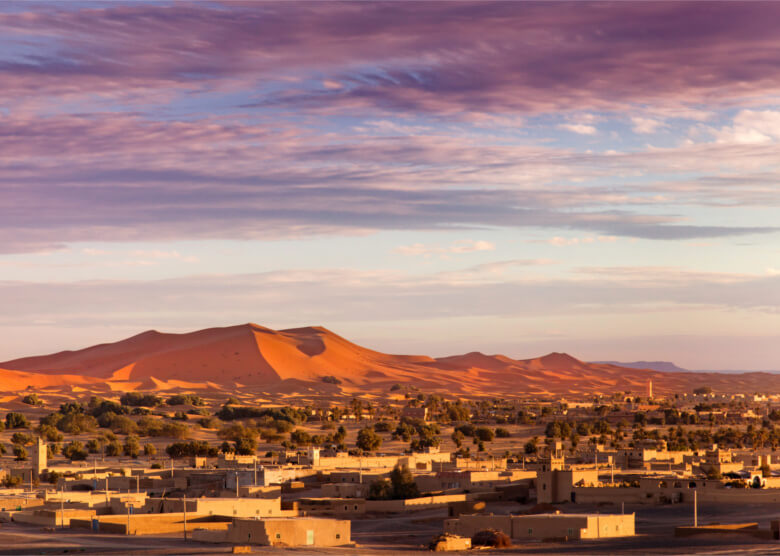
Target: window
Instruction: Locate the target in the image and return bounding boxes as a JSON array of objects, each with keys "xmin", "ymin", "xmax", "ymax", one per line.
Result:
[
  {"xmin": 276, "ymin": 533, "xmax": 281, "ymax": 539},
  {"xmin": 354, "ymin": 505, "xmax": 358, "ymax": 510},
  {"xmin": 528, "ymin": 528, "xmax": 533, "ymax": 535},
  {"xmin": 336, "ymin": 534, "xmax": 341, "ymax": 539}
]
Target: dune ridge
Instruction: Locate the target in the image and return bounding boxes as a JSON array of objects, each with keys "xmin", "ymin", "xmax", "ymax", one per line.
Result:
[{"xmin": 1, "ymin": 324, "xmax": 778, "ymax": 396}]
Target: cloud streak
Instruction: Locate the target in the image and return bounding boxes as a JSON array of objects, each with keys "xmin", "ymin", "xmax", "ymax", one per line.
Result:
[{"xmin": 1, "ymin": 3, "xmax": 780, "ymax": 116}]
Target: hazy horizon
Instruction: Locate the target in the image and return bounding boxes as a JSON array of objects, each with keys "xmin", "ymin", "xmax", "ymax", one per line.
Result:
[{"xmin": 1, "ymin": 2, "xmax": 779, "ymax": 370}]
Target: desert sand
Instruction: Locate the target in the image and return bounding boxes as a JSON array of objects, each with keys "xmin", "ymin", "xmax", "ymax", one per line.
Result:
[{"xmin": 0, "ymin": 323, "xmax": 778, "ymax": 397}]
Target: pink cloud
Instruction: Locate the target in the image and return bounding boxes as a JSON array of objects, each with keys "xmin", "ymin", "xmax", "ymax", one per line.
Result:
[{"xmin": 1, "ymin": 3, "xmax": 780, "ymax": 115}]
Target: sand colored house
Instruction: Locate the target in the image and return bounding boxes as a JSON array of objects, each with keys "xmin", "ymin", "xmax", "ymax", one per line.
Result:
[
  {"xmin": 9, "ymin": 507, "xmax": 97, "ymax": 527},
  {"xmin": 698, "ymin": 446, "xmax": 744, "ymax": 476},
  {"xmin": 416, "ymin": 469, "xmax": 536, "ymax": 492},
  {"xmin": 70, "ymin": 512, "xmax": 232, "ymax": 535},
  {"xmin": 306, "ymin": 447, "xmax": 451, "ymax": 470},
  {"xmin": 141, "ymin": 496, "xmax": 290, "ymax": 518},
  {"xmin": 444, "ymin": 512, "xmax": 635, "ymax": 541},
  {"xmin": 572, "ymin": 475, "xmax": 780, "ymax": 505},
  {"xmin": 400, "ymin": 406, "xmax": 428, "ymax": 421},
  {"xmin": 191, "ymin": 517, "xmax": 351, "ymax": 547},
  {"xmin": 290, "ymin": 497, "xmax": 367, "ymax": 516},
  {"xmin": 537, "ymin": 453, "xmax": 598, "ymax": 504},
  {"xmin": 321, "ymin": 482, "xmax": 368, "ymax": 498}
]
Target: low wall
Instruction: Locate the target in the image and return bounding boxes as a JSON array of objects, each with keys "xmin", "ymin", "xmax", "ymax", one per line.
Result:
[
  {"xmin": 70, "ymin": 513, "xmax": 231, "ymax": 535},
  {"xmin": 365, "ymin": 494, "xmax": 468, "ymax": 513},
  {"xmin": 574, "ymin": 486, "xmax": 780, "ymax": 505}
]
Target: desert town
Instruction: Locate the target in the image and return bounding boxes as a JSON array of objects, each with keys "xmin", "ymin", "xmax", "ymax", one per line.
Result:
[{"xmin": 2, "ymin": 379, "xmax": 780, "ymax": 554}]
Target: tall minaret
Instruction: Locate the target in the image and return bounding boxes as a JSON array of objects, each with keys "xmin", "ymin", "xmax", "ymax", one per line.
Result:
[
  {"xmin": 647, "ymin": 379, "xmax": 653, "ymax": 400},
  {"xmin": 32, "ymin": 437, "xmax": 47, "ymax": 478}
]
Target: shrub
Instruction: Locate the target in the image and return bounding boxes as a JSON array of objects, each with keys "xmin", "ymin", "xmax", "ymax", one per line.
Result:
[
  {"xmin": 199, "ymin": 417, "xmax": 221, "ymax": 429},
  {"xmin": 21, "ymin": 393, "xmax": 43, "ymax": 407},
  {"xmin": 58, "ymin": 413, "xmax": 98, "ymax": 434},
  {"xmin": 474, "ymin": 427, "xmax": 495, "ymax": 442},
  {"xmin": 495, "ymin": 427, "xmax": 511, "ymax": 438},
  {"xmin": 13, "ymin": 445, "xmax": 27, "ymax": 461},
  {"xmin": 36, "ymin": 424, "xmax": 64, "ymax": 442},
  {"xmin": 321, "ymin": 375, "xmax": 342, "ymax": 385},
  {"xmin": 120, "ymin": 392, "xmax": 162, "ymax": 407},
  {"xmin": 105, "ymin": 440, "xmax": 122, "ymax": 457},
  {"xmin": 63, "ymin": 441, "xmax": 88, "ymax": 461},
  {"xmin": 123, "ymin": 436, "xmax": 140, "ymax": 458},
  {"xmin": 11, "ymin": 432, "xmax": 33, "ymax": 446},
  {"xmin": 136, "ymin": 417, "xmax": 189, "ymax": 439},
  {"xmin": 218, "ymin": 423, "xmax": 258, "ymax": 442},
  {"xmin": 373, "ymin": 421, "xmax": 392, "ymax": 433},
  {"xmin": 144, "ymin": 443, "xmax": 157, "ymax": 456},
  {"xmin": 100, "ymin": 413, "xmax": 137, "ymax": 434},
  {"xmin": 455, "ymin": 424, "xmax": 476, "ymax": 437},
  {"xmin": 2, "ymin": 475, "xmax": 22, "ymax": 488},
  {"xmin": 165, "ymin": 441, "xmax": 218, "ymax": 458},
  {"xmin": 216, "ymin": 405, "xmax": 306, "ymax": 424},
  {"xmin": 86, "ymin": 439, "xmax": 102, "ymax": 453},
  {"xmin": 166, "ymin": 394, "xmax": 204, "ymax": 406},
  {"xmin": 5, "ymin": 412, "xmax": 30, "ymax": 429},
  {"xmin": 88, "ymin": 397, "xmax": 128, "ymax": 418}
]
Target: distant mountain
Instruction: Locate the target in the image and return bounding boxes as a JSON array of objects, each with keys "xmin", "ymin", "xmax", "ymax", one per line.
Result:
[
  {"xmin": 594, "ymin": 360, "xmax": 689, "ymax": 373},
  {"xmin": 1, "ymin": 324, "xmax": 780, "ymax": 396}
]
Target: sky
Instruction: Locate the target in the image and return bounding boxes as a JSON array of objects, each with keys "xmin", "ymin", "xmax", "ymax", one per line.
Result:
[{"xmin": 0, "ymin": 1, "xmax": 779, "ymax": 370}]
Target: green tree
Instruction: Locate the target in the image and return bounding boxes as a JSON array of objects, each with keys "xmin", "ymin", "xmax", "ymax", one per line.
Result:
[
  {"xmin": 63, "ymin": 441, "xmax": 88, "ymax": 461},
  {"xmin": 234, "ymin": 435, "xmax": 257, "ymax": 455},
  {"xmin": 123, "ymin": 436, "xmax": 140, "ymax": 458},
  {"xmin": 451, "ymin": 430, "xmax": 465, "ymax": 448},
  {"xmin": 356, "ymin": 427, "xmax": 382, "ymax": 452},
  {"xmin": 389, "ymin": 465, "xmax": 419, "ymax": 499},
  {"xmin": 105, "ymin": 440, "xmax": 122, "ymax": 457},
  {"xmin": 11, "ymin": 432, "xmax": 33, "ymax": 446},
  {"xmin": 86, "ymin": 439, "xmax": 102, "ymax": 453},
  {"xmin": 13, "ymin": 445, "xmax": 27, "ymax": 461}
]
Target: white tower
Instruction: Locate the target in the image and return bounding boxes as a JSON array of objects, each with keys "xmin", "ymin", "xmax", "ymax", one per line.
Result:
[{"xmin": 32, "ymin": 437, "xmax": 47, "ymax": 478}]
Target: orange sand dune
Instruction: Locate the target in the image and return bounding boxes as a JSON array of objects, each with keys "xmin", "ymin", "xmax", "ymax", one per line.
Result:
[
  {"xmin": 1, "ymin": 324, "xmax": 779, "ymax": 396},
  {"xmin": 0, "ymin": 367, "xmax": 101, "ymax": 392}
]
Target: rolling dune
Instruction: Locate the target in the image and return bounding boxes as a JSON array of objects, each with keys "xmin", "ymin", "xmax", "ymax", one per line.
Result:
[{"xmin": 0, "ymin": 324, "xmax": 778, "ymax": 396}]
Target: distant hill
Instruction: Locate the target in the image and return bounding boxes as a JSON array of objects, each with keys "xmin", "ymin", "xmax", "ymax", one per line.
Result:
[
  {"xmin": 594, "ymin": 361, "xmax": 689, "ymax": 373},
  {"xmin": 1, "ymin": 323, "xmax": 779, "ymax": 396}
]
